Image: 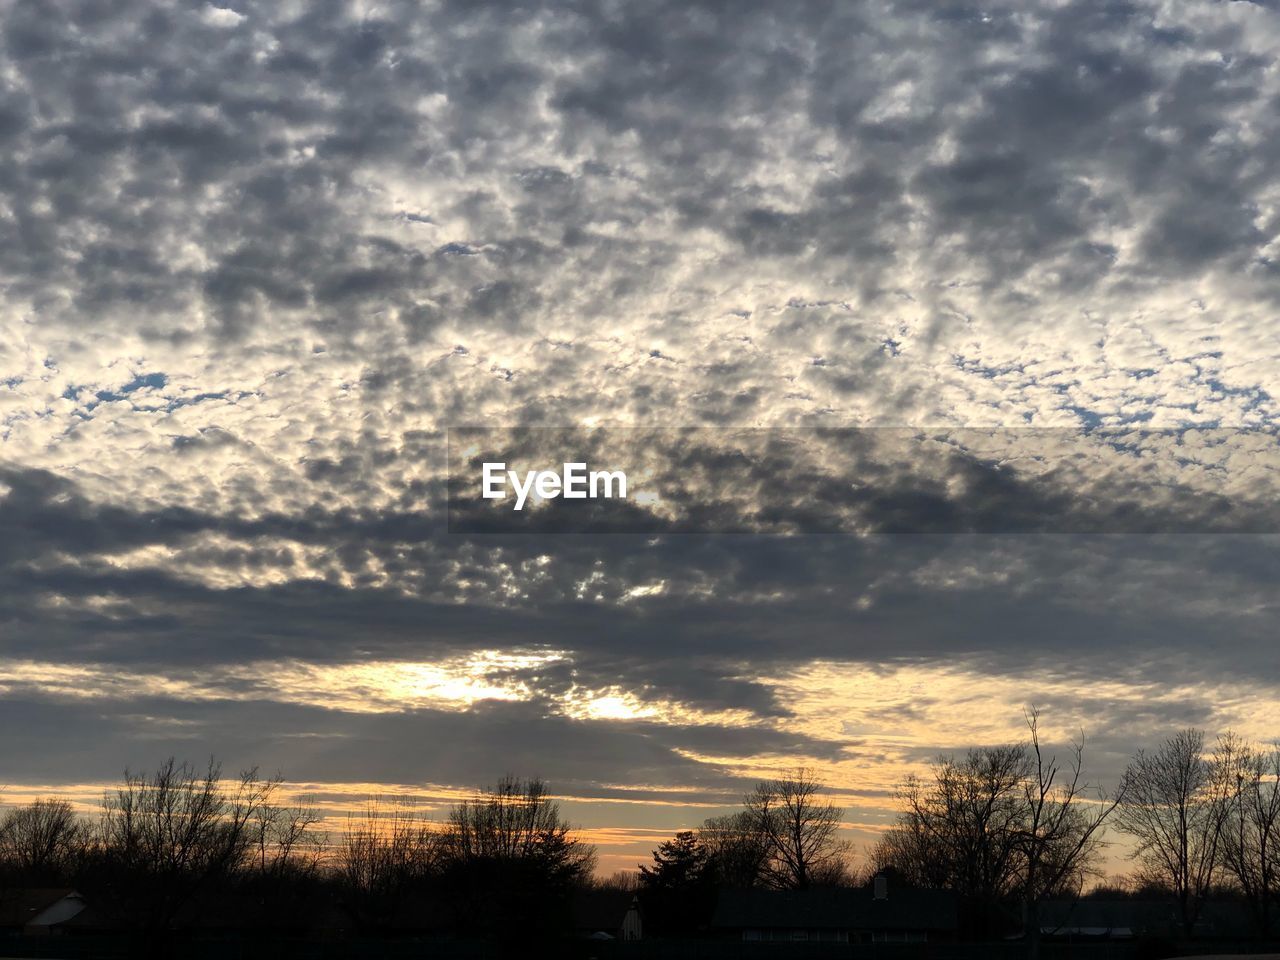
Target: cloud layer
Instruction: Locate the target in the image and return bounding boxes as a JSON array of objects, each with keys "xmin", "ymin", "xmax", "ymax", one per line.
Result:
[{"xmin": 2, "ymin": 0, "xmax": 1280, "ymax": 872}]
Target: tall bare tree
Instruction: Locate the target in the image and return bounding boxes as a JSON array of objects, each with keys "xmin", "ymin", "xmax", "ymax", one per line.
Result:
[
  {"xmin": 873, "ymin": 713, "xmax": 1117, "ymax": 948},
  {"xmin": 884, "ymin": 745, "xmax": 1030, "ymax": 904},
  {"xmin": 1115, "ymin": 728, "xmax": 1233, "ymax": 937},
  {"xmin": 743, "ymin": 768, "xmax": 848, "ymax": 889},
  {"xmin": 1214, "ymin": 734, "xmax": 1280, "ymax": 937},
  {"xmin": 1016, "ymin": 710, "xmax": 1121, "ymax": 960}
]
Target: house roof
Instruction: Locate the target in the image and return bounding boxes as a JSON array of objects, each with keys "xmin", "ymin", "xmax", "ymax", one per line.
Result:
[
  {"xmin": 712, "ymin": 885, "xmax": 958, "ymax": 933},
  {"xmin": 0, "ymin": 888, "xmax": 81, "ymax": 928}
]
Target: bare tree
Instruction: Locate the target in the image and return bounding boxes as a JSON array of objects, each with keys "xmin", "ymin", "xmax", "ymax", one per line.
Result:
[
  {"xmin": 1214, "ymin": 734, "xmax": 1280, "ymax": 937},
  {"xmin": 99, "ymin": 757, "xmax": 278, "ymax": 932},
  {"xmin": 698, "ymin": 811, "xmax": 770, "ymax": 888},
  {"xmin": 885, "ymin": 745, "xmax": 1031, "ymax": 905},
  {"xmin": 1016, "ymin": 710, "xmax": 1121, "ymax": 960},
  {"xmin": 743, "ymin": 768, "xmax": 849, "ymax": 889},
  {"xmin": 597, "ymin": 869, "xmax": 642, "ymax": 893},
  {"xmin": 443, "ymin": 775, "xmax": 595, "ymax": 880},
  {"xmin": 0, "ymin": 798, "xmax": 86, "ymax": 883},
  {"xmin": 338, "ymin": 799, "xmax": 438, "ymax": 928},
  {"xmin": 873, "ymin": 713, "xmax": 1117, "ymax": 949},
  {"xmin": 441, "ymin": 776, "xmax": 596, "ymax": 938},
  {"xmin": 869, "ymin": 820, "xmax": 952, "ymax": 889},
  {"xmin": 1114, "ymin": 728, "xmax": 1233, "ymax": 938},
  {"xmin": 251, "ymin": 795, "xmax": 326, "ymax": 881}
]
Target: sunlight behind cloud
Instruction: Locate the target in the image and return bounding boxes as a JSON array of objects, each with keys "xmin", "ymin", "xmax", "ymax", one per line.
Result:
[{"xmin": 0, "ymin": 652, "xmax": 568, "ymax": 714}]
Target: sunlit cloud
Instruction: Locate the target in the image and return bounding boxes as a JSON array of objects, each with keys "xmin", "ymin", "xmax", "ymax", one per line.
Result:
[{"xmin": 0, "ymin": 652, "xmax": 566, "ymax": 713}]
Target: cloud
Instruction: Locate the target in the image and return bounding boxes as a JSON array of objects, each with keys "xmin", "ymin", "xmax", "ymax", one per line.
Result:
[{"xmin": 1, "ymin": 0, "xmax": 1279, "ymax": 871}]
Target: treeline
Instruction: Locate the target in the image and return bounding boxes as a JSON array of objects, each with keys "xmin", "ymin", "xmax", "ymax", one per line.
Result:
[
  {"xmin": 632, "ymin": 714, "xmax": 1280, "ymax": 948},
  {"xmin": 2, "ymin": 716, "xmax": 1280, "ymax": 949},
  {"xmin": 0, "ymin": 763, "xmax": 594, "ymax": 946}
]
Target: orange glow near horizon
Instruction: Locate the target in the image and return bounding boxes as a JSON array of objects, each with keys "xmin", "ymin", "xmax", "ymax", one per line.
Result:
[{"xmin": 4, "ymin": 651, "xmax": 1277, "ymax": 883}]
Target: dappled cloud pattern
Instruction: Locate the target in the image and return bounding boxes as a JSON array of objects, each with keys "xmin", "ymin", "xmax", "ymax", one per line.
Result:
[{"xmin": 2, "ymin": 0, "xmax": 1280, "ymax": 874}]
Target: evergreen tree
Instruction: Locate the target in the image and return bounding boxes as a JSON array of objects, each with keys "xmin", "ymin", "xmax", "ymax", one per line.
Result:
[
  {"xmin": 639, "ymin": 831, "xmax": 714, "ymax": 935},
  {"xmin": 640, "ymin": 831, "xmax": 708, "ymax": 890}
]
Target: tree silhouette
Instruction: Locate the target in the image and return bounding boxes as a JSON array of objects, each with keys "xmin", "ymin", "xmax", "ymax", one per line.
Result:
[
  {"xmin": 743, "ymin": 767, "xmax": 849, "ymax": 889},
  {"xmin": 1216, "ymin": 735, "xmax": 1280, "ymax": 937},
  {"xmin": 440, "ymin": 775, "xmax": 596, "ymax": 938},
  {"xmin": 1115, "ymin": 728, "xmax": 1232, "ymax": 938},
  {"xmin": 98, "ymin": 757, "xmax": 278, "ymax": 941},
  {"xmin": 1014, "ymin": 710, "xmax": 1121, "ymax": 960},
  {"xmin": 699, "ymin": 811, "xmax": 770, "ymax": 888},
  {"xmin": 0, "ymin": 798, "xmax": 85, "ymax": 885},
  {"xmin": 639, "ymin": 830, "xmax": 713, "ymax": 933},
  {"xmin": 874, "ymin": 713, "xmax": 1117, "ymax": 944},
  {"xmin": 337, "ymin": 799, "xmax": 437, "ymax": 931}
]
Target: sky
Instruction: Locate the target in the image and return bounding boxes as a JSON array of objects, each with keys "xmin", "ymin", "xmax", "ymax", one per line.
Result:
[{"xmin": 2, "ymin": 0, "xmax": 1280, "ymax": 875}]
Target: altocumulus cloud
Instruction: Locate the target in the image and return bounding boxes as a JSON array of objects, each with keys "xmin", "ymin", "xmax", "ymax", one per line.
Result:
[{"xmin": 1, "ymin": 0, "xmax": 1280, "ymax": 871}]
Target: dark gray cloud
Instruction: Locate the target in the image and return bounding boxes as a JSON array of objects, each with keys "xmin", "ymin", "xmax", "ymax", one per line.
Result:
[
  {"xmin": 0, "ymin": 689, "xmax": 839, "ymax": 796},
  {"xmin": 3, "ymin": 459, "xmax": 1278, "ymax": 682},
  {"xmin": 447, "ymin": 427, "xmax": 1280, "ymax": 533}
]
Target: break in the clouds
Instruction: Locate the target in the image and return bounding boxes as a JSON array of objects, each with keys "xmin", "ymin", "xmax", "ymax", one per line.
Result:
[{"xmin": 2, "ymin": 0, "xmax": 1280, "ymax": 872}]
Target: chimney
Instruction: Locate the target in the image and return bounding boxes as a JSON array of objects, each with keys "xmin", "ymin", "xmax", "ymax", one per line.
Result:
[{"xmin": 873, "ymin": 873, "xmax": 888, "ymax": 900}]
